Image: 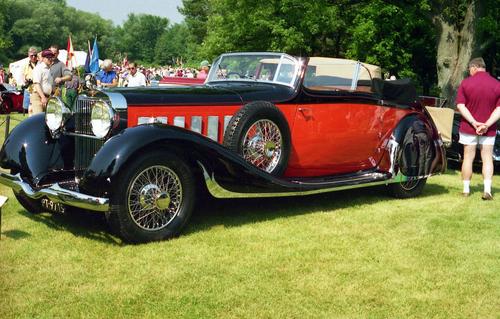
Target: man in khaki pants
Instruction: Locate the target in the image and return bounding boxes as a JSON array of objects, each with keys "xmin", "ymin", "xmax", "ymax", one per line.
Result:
[{"xmin": 29, "ymin": 50, "xmax": 54, "ymax": 116}]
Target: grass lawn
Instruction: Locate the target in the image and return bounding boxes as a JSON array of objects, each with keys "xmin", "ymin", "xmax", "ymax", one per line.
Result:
[{"xmin": 0, "ymin": 114, "xmax": 499, "ymax": 318}]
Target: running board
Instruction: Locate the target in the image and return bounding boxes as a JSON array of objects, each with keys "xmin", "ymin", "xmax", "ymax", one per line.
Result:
[{"xmin": 201, "ymin": 164, "xmax": 394, "ymax": 198}]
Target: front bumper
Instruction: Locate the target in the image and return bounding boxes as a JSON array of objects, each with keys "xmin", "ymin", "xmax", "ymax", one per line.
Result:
[{"xmin": 0, "ymin": 172, "xmax": 109, "ymax": 212}]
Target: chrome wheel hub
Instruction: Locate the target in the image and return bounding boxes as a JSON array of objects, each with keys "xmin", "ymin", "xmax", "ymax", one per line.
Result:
[
  {"xmin": 242, "ymin": 119, "xmax": 282, "ymax": 173},
  {"xmin": 128, "ymin": 165, "xmax": 182, "ymax": 231}
]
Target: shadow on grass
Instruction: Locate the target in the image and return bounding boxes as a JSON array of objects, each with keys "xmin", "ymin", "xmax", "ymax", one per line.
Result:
[
  {"xmin": 14, "ymin": 182, "xmax": 449, "ymax": 244},
  {"xmin": 1, "ymin": 229, "xmax": 31, "ymax": 239},
  {"xmin": 18, "ymin": 209, "xmax": 121, "ymax": 245},
  {"xmin": 185, "ymin": 182, "xmax": 449, "ymax": 235}
]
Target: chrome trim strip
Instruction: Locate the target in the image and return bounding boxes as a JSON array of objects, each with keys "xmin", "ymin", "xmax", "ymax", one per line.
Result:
[
  {"xmin": 207, "ymin": 116, "xmax": 219, "ymax": 141},
  {"xmin": 191, "ymin": 116, "xmax": 202, "ymax": 133},
  {"xmin": 65, "ymin": 132, "xmax": 105, "ymax": 140},
  {"xmin": 138, "ymin": 116, "xmax": 167, "ymax": 125},
  {"xmin": 157, "ymin": 117, "xmax": 168, "ymax": 124},
  {"xmin": 223, "ymin": 115, "xmax": 232, "ymax": 135},
  {"xmin": 0, "ymin": 172, "xmax": 109, "ymax": 212},
  {"xmin": 103, "ymin": 92, "xmax": 128, "ymax": 110},
  {"xmin": 174, "ymin": 116, "xmax": 185, "ymax": 128},
  {"xmin": 197, "ymin": 162, "xmax": 409, "ymax": 199},
  {"xmin": 386, "ymin": 135, "xmax": 399, "ymax": 176}
]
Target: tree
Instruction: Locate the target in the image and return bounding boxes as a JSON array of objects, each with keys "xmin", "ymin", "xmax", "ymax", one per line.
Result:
[
  {"xmin": 344, "ymin": 1, "xmax": 437, "ymax": 94},
  {"xmin": 179, "ymin": 0, "xmax": 210, "ymax": 44},
  {"xmin": 432, "ymin": 0, "xmax": 478, "ymax": 104},
  {"xmin": 114, "ymin": 14, "xmax": 169, "ymax": 64},
  {"xmin": 155, "ymin": 23, "xmax": 194, "ymax": 66}
]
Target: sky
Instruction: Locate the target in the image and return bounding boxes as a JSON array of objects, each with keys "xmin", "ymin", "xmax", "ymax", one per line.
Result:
[{"xmin": 66, "ymin": 0, "xmax": 185, "ymax": 26}]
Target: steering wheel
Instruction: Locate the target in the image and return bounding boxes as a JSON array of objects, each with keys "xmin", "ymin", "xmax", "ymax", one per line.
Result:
[{"xmin": 226, "ymin": 72, "xmax": 243, "ymax": 79}]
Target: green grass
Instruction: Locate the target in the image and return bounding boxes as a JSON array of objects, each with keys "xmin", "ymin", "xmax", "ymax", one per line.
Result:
[{"xmin": 0, "ymin": 114, "xmax": 499, "ymax": 318}]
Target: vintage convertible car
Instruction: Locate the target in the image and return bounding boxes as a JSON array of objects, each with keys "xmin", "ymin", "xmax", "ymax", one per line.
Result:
[{"xmin": 0, "ymin": 52, "xmax": 446, "ymax": 243}]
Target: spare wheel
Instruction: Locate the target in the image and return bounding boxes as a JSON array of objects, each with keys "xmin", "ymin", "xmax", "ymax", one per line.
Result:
[{"xmin": 223, "ymin": 101, "xmax": 291, "ymax": 176}]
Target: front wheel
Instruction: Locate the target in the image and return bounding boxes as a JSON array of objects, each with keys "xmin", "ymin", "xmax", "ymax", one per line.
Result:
[
  {"xmin": 387, "ymin": 178, "xmax": 427, "ymax": 199},
  {"xmin": 106, "ymin": 151, "xmax": 196, "ymax": 243}
]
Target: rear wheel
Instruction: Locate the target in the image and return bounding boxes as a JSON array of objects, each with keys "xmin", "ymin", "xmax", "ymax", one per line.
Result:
[
  {"xmin": 106, "ymin": 151, "xmax": 196, "ymax": 243},
  {"xmin": 387, "ymin": 178, "xmax": 427, "ymax": 198}
]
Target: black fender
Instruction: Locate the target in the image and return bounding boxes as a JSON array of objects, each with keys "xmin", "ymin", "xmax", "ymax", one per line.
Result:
[
  {"xmin": 389, "ymin": 113, "xmax": 446, "ymax": 177},
  {"xmin": 79, "ymin": 124, "xmax": 294, "ymax": 197},
  {"xmin": 0, "ymin": 113, "xmax": 75, "ymax": 185}
]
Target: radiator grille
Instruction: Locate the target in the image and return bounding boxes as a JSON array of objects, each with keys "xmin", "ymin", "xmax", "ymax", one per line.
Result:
[{"xmin": 74, "ymin": 96, "xmax": 105, "ymax": 171}]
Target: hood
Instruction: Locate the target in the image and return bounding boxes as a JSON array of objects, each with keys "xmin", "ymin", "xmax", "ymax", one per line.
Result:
[{"xmin": 107, "ymin": 82, "xmax": 297, "ymax": 107}]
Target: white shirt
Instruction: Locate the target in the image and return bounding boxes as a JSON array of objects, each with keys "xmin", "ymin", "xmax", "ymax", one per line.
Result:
[
  {"xmin": 32, "ymin": 62, "xmax": 53, "ymax": 95},
  {"xmin": 127, "ymin": 71, "xmax": 147, "ymax": 87}
]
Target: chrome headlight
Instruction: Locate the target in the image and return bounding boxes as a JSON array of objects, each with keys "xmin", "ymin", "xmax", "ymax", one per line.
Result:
[
  {"xmin": 91, "ymin": 100, "xmax": 114, "ymax": 138},
  {"xmin": 45, "ymin": 97, "xmax": 71, "ymax": 134}
]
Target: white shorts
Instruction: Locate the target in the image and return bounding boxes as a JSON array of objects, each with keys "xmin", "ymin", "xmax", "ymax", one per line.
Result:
[{"xmin": 459, "ymin": 132, "xmax": 496, "ymax": 145}]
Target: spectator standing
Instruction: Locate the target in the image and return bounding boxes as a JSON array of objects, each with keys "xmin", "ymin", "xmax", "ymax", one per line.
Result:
[
  {"xmin": 49, "ymin": 45, "xmax": 72, "ymax": 96},
  {"xmin": 30, "ymin": 50, "xmax": 54, "ymax": 116},
  {"xmin": 197, "ymin": 60, "xmax": 210, "ymax": 80},
  {"xmin": 126, "ymin": 63, "xmax": 146, "ymax": 87},
  {"xmin": 456, "ymin": 57, "xmax": 500, "ymax": 200},
  {"xmin": 96, "ymin": 59, "xmax": 118, "ymax": 88},
  {"xmin": 64, "ymin": 69, "xmax": 80, "ymax": 108},
  {"xmin": 22, "ymin": 47, "xmax": 38, "ymax": 111}
]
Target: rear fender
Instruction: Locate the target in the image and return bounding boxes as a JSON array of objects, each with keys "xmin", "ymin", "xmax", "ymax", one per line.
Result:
[{"xmin": 379, "ymin": 114, "xmax": 446, "ymax": 177}]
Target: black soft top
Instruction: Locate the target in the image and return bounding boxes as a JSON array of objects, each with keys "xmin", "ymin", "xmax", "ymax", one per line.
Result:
[{"xmin": 372, "ymin": 78, "xmax": 417, "ymax": 106}]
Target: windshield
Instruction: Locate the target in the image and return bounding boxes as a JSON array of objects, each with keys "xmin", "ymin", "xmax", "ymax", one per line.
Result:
[{"xmin": 207, "ymin": 53, "xmax": 301, "ymax": 87}]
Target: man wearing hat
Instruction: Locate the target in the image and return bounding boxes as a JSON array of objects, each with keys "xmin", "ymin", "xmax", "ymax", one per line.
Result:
[{"xmin": 30, "ymin": 49, "xmax": 54, "ymax": 116}]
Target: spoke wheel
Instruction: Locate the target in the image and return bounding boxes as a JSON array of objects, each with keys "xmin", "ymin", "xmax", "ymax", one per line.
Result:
[
  {"xmin": 388, "ymin": 178, "xmax": 427, "ymax": 198},
  {"xmin": 223, "ymin": 101, "xmax": 291, "ymax": 176},
  {"xmin": 128, "ymin": 165, "xmax": 183, "ymax": 231},
  {"xmin": 399, "ymin": 179, "xmax": 420, "ymax": 191},
  {"xmin": 242, "ymin": 119, "xmax": 282, "ymax": 173},
  {"xmin": 107, "ymin": 151, "xmax": 196, "ymax": 243}
]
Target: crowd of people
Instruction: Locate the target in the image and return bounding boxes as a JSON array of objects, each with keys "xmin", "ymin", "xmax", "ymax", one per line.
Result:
[
  {"xmin": 107, "ymin": 59, "xmax": 211, "ymax": 87},
  {"xmin": 5, "ymin": 45, "xmax": 211, "ymax": 116}
]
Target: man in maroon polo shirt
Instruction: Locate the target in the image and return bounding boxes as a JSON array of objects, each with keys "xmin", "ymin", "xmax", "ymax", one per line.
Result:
[{"xmin": 456, "ymin": 57, "xmax": 500, "ymax": 200}]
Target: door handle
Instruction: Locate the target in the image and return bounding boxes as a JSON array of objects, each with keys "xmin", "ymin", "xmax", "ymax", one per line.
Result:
[{"xmin": 298, "ymin": 107, "xmax": 313, "ymax": 119}]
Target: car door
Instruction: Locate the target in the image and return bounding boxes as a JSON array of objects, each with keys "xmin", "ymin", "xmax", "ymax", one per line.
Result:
[{"xmin": 286, "ymin": 95, "xmax": 388, "ymax": 177}]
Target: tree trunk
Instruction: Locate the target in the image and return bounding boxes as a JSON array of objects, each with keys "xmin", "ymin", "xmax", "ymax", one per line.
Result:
[{"xmin": 435, "ymin": 2, "xmax": 478, "ymax": 107}]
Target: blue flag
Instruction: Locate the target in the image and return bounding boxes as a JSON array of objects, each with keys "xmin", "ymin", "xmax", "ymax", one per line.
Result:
[
  {"xmin": 84, "ymin": 40, "xmax": 91, "ymax": 73},
  {"xmin": 89, "ymin": 37, "xmax": 100, "ymax": 74}
]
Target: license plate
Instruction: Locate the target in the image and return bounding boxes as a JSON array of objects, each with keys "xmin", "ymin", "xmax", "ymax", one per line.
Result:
[{"xmin": 41, "ymin": 198, "xmax": 65, "ymax": 213}]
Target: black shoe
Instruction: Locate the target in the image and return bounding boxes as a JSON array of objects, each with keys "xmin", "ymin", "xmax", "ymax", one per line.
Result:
[{"xmin": 481, "ymin": 193, "xmax": 493, "ymax": 200}]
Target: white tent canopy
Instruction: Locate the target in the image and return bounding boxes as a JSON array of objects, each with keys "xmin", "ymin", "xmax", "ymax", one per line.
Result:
[{"xmin": 8, "ymin": 49, "xmax": 88, "ymax": 86}]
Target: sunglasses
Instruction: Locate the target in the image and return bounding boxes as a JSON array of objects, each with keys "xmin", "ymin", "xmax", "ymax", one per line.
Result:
[{"xmin": 29, "ymin": 54, "xmax": 37, "ymax": 57}]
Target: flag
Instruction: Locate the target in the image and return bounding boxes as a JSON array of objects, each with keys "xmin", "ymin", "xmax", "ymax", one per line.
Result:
[
  {"xmin": 122, "ymin": 54, "xmax": 128, "ymax": 67},
  {"xmin": 89, "ymin": 37, "xmax": 100, "ymax": 74},
  {"xmin": 84, "ymin": 40, "xmax": 92, "ymax": 73},
  {"xmin": 66, "ymin": 35, "xmax": 76, "ymax": 69}
]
